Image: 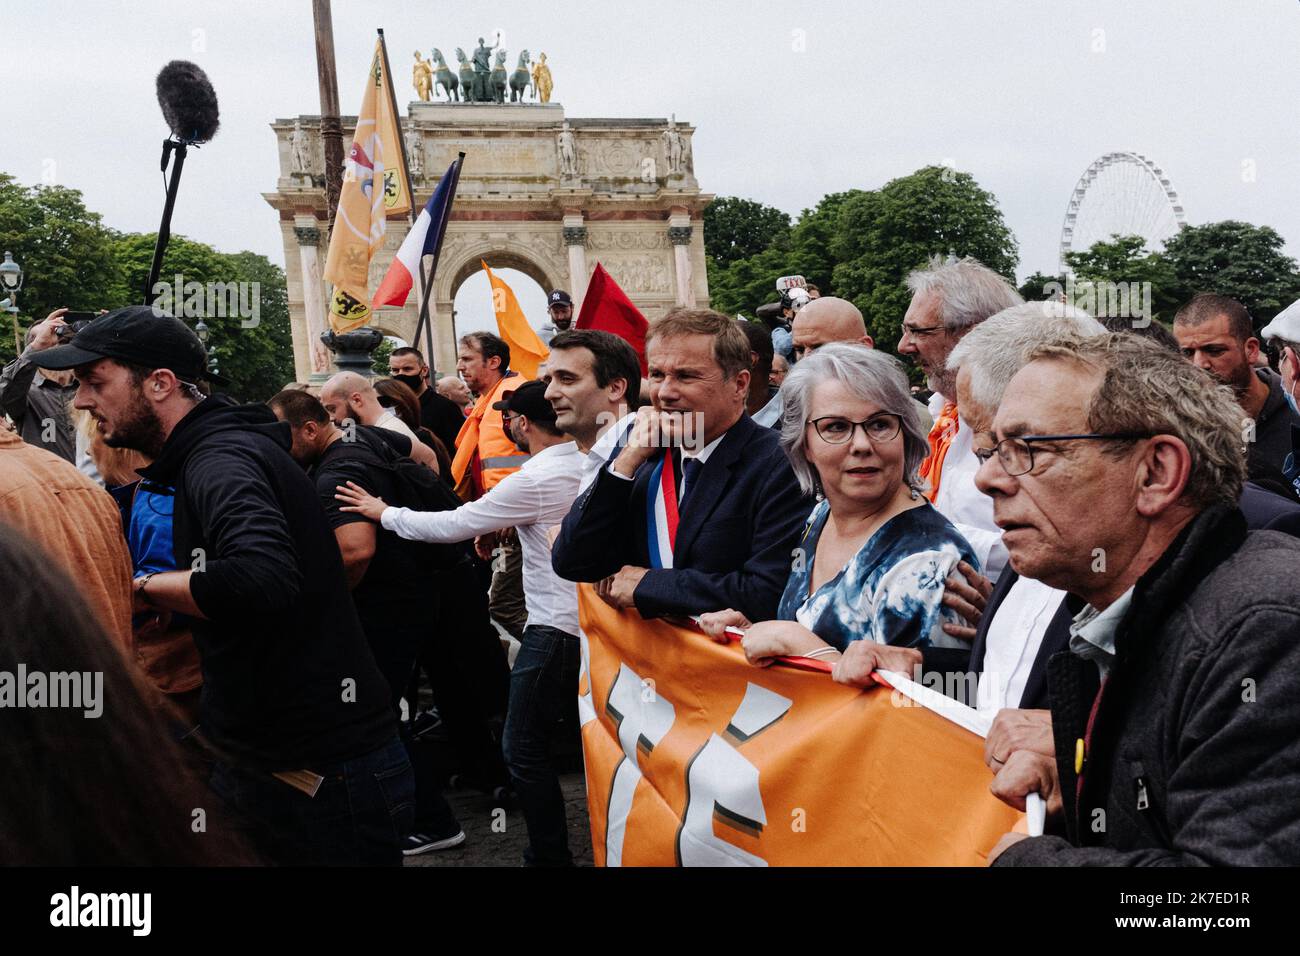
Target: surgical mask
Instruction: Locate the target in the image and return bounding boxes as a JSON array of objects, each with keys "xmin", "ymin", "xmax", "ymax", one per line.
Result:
[{"xmin": 391, "ymin": 373, "xmax": 424, "ymax": 394}]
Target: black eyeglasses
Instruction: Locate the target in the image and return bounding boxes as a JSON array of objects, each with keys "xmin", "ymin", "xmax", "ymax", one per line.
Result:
[
  {"xmin": 807, "ymin": 414, "xmax": 903, "ymax": 445},
  {"xmin": 900, "ymin": 322, "xmax": 947, "ymax": 338},
  {"xmin": 972, "ymin": 433, "xmax": 1151, "ymax": 477}
]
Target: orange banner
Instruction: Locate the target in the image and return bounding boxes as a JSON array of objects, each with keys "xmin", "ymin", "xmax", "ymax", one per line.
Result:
[{"xmin": 578, "ymin": 588, "xmax": 1022, "ymax": 866}]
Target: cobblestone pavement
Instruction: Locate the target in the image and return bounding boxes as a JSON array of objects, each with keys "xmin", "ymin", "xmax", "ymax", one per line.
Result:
[{"xmin": 404, "ymin": 772, "xmax": 593, "ymax": 867}]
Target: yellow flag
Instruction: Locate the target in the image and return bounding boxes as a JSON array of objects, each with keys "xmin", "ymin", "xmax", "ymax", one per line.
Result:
[
  {"xmin": 482, "ymin": 261, "xmax": 549, "ymax": 379},
  {"xmin": 323, "ymin": 38, "xmax": 412, "ymax": 333}
]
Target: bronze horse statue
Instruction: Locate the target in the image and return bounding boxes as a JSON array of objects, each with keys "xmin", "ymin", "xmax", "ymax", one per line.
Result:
[
  {"xmin": 490, "ymin": 49, "xmax": 508, "ymax": 104},
  {"xmin": 430, "ymin": 48, "xmax": 458, "ymax": 101},
  {"xmin": 510, "ymin": 50, "xmax": 532, "ymax": 102},
  {"xmin": 454, "ymin": 48, "xmax": 478, "ymax": 101}
]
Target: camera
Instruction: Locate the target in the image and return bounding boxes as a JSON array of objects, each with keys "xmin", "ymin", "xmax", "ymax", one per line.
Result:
[{"xmin": 54, "ymin": 311, "xmax": 98, "ymax": 341}]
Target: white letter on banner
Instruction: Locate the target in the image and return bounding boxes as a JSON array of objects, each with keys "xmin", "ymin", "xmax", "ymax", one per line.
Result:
[
  {"xmin": 576, "ymin": 629, "xmax": 596, "ymax": 728},
  {"xmin": 604, "ymin": 663, "xmax": 677, "ymax": 866},
  {"xmin": 678, "ymin": 682, "xmax": 791, "ymax": 867}
]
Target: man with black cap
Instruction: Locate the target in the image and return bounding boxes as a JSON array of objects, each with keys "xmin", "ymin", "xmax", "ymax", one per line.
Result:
[
  {"xmin": 30, "ymin": 305, "xmax": 411, "ymax": 866},
  {"xmin": 335, "ymin": 379, "xmax": 587, "ymax": 866},
  {"xmin": 537, "ymin": 289, "xmax": 575, "ymax": 346}
]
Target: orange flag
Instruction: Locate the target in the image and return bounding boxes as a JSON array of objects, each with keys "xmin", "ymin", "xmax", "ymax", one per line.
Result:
[
  {"xmin": 482, "ymin": 261, "xmax": 548, "ymax": 379},
  {"xmin": 322, "ymin": 37, "xmax": 412, "ymax": 333},
  {"xmin": 577, "ymin": 588, "xmax": 1023, "ymax": 866}
]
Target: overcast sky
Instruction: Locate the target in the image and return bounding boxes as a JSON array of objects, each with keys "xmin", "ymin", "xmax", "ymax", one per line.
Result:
[{"xmin": 6, "ymin": 0, "xmax": 1298, "ymax": 336}]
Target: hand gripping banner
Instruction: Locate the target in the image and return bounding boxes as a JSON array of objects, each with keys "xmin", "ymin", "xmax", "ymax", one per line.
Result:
[{"xmin": 577, "ymin": 587, "xmax": 1023, "ymax": 866}]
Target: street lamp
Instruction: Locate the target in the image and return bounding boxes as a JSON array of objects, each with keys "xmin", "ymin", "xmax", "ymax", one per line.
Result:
[
  {"xmin": 193, "ymin": 317, "xmax": 219, "ymax": 379},
  {"xmin": 1, "ymin": 252, "xmax": 24, "ymax": 354}
]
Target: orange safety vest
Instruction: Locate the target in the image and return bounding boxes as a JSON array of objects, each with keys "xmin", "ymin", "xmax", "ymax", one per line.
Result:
[{"xmin": 450, "ymin": 372, "xmax": 531, "ymax": 500}]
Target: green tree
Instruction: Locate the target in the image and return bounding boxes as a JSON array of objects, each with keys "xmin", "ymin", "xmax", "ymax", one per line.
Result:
[
  {"xmin": 0, "ymin": 173, "xmax": 122, "ymax": 363},
  {"xmin": 1018, "ymin": 271, "xmax": 1066, "ymax": 301},
  {"xmin": 703, "ymin": 197, "xmax": 791, "ymax": 269},
  {"xmin": 110, "ymin": 233, "xmax": 294, "ymax": 402},
  {"xmin": 1160, "ymin": 220, "xmax": 1300, "ymax": 325},
  {"xmin": 1063, "ymin": 234, "xmax": 1181, "ymax": 322},
  {"xmin": 371, "ymin": 336, "xmax": 396, "ymax": 376},
  {"xmin": 829, "ymin": 167, "xmax": 1019, "ymax": 352},
  {"xmin": 706, "ymin": 190, "xmax": 868, "ymax": 317}
]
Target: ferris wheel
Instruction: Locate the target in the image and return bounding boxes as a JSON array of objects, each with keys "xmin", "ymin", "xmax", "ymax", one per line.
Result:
[{"xmin": 1058, "ymin": 151, "xmax": 1188, "ymax": 273}]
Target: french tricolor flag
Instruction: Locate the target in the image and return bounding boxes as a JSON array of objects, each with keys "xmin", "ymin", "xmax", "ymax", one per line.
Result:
[{"xmin": 372, "ymin": 160, "xmax": 459, "ymax": 308}]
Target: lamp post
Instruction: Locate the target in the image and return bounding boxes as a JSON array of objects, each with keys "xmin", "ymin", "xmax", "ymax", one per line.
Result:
[
  {"xmin": 194, "ymin": 317, "xmax": 219, "ymax": 379},
  {"xmin": 1, "ymin": 252, "xmax": 23, "ymax": 355}
]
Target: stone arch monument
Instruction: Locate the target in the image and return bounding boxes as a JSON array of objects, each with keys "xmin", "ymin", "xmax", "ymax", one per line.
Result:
[{"xmin": 264, "ymin": 101, "xmax": 712, "ymax": 380}]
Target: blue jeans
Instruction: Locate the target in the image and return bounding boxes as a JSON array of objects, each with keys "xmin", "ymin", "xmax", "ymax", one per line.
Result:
[
  {"xmin": 211, "ymin": 736, "xmax": 415, "ymax": 866},
  {"xmin": 502, "ymin": 623, "xmax": 580, "ymax": 866}
]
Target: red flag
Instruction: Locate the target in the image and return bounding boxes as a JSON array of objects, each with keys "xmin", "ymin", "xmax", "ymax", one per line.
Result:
[{"xmin": 576, "ymin": 262, "xmax": 649, "ymax": 376}]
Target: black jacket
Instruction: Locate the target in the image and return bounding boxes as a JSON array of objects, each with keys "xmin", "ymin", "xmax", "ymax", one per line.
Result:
[
  {"xmin": 996, "ymin": 504, "xmax": 1300, "ymax": 865},
  {"xmin": 551, "ymin": 413, "xmax": 810, "ymax": 622},
  {"xmin": 139, "ymin": 398, "xmax": 394, "ymax": 771}
]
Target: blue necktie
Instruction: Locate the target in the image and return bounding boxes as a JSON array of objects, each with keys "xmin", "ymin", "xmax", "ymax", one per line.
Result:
[{"xmin": 680, "ymin": 456, "xmax": 703, "ymax": 508}]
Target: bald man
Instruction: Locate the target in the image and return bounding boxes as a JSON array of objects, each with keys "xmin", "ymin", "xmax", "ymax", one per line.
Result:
[
  {"xmin": 436, "ymin": 375, "xmax": 473, "ymax": 415},
  {"xmin": 788, "ymin": 297, "xmax": 931, "ymax": 432},
  {"xmin": 790, "ymin": 296, "xmax": 874, "ymax": 361},
  {"xmin": 320, "ymin": 372, "xmax": 441, "ymax": 472}
]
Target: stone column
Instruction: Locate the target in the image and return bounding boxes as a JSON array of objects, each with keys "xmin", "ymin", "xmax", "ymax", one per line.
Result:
[
  {"xmin": 563, "ymin": 213, "xmax": 588, "ymax": 311},
  {"xmin": 294, "ymin": 221, "xmax": 332, "ymax": 383},
  {"xmin": 434, "ymin": 298, "xmax": 457, "ymax": 377},
  {"xmin": 668, "ymin": 222, "xmax": 695, "ymax": 308}
]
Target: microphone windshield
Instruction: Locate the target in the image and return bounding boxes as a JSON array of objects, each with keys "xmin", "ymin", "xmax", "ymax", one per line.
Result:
[{"xmin": 156, "ymin": 61, "xmax": 220, "ymax": 144}]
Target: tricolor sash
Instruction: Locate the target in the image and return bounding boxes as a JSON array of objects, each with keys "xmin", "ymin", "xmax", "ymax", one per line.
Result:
[{"xmin": 646, "ymin": 449, "xmax": 681, "ymax": 569}]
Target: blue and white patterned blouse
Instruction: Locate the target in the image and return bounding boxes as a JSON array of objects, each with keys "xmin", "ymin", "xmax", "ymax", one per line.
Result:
[{"xmin": 777, "ymin": 499, "xmax": 978, "ymax": 652}]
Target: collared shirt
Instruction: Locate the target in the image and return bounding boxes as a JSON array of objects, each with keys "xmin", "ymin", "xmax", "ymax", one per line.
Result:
[
  {"xmin": 928, "ymin": 392, "xmax": 1008, "ymax": 581},
  {"xmin": 580, "ymin": 412, "xmax": 636, "ymax": 492},
  {"xmin": 975, "ymin": 575, "xmax": 1067, "ymax": 713},
  {"xmin": 605, "ymin": 424, "xmax": 727, "ymax": 500},
  {"xmin": 1068, "ymin": 586, "xmax": 1135, "ymax": 681},
  {"xmin": 0, "ymin": 348, "xmax": 78, "ymax": 463},
  {"xmin": 752, "ymin": 387, "xmax": 784, "ymax": 429},
  {"xmin": 381, "ymin": 441, "xmax": 583, "ymax": 634}
]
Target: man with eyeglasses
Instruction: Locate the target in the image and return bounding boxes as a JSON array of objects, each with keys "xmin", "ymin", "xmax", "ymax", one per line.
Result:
[
  {"xmin": 979, "ymin": 331, "xmax": 1300, "ymax": 867},
  {"xmin": 898, "ymin": 257, "xmax": 1022, "ymax": 584}
]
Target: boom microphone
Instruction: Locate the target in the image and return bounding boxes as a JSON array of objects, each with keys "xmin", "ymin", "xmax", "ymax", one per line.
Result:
[
  {"xmin": 156, "ymin": 60, "xmax": 220, "ymax": 144},
  {"xmin": 144, "ymin": 62, "xmax": 220, "ymax": 306}
]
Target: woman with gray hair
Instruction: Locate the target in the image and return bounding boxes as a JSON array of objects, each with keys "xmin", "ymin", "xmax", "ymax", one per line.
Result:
[{"xmin": 699, "ymin": 344, "xmax": 977, "ymax": 678}]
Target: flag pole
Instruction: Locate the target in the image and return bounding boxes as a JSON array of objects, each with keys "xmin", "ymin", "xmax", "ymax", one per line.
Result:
[
  {"xmin": 375, "ymin": 27, "xmax": 422, "ymax": 341},
  {"xmin": 413, "ymin": 152, "xmax": 465, "ymax": 371}
]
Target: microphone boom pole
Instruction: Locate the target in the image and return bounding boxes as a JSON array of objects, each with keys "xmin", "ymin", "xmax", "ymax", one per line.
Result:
[{"xmin": 144, "ymin": 140, "xmax": 188, "ymax": 304}]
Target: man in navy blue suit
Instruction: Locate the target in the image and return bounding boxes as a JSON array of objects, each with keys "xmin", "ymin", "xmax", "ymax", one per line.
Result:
[{"xmin": 552, "ymin": 309, "xmax": 809, "ymax": 622}]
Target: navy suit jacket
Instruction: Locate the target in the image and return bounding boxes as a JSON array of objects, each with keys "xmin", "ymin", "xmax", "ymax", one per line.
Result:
[{"xmin": 551, "ymin": 413, "xmax": 810, "ymax": 622}]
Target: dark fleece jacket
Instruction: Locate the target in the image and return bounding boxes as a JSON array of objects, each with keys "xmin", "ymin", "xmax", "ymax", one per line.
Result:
[
  {"xmin": 996, "ymin": 504, "xmax": 1300, "ymax": 866},
  {"xmin": 139, "ymin": 397, "xmax": 393, "ymax": 771}
]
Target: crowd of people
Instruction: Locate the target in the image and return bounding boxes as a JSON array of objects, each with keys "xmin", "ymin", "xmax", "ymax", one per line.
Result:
[{"xmin": 3, "ymin": 255, "xmax": 1300, "ymax": 866}]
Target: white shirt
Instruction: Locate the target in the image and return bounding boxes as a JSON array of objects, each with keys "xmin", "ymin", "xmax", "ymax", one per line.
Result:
[
  {"xmin": 374, "ymin": 409, "xmax": 418, "ymax": 444},
  {"xmin": 380, "ymin": 441, "xmax": 584, "ymax": 635},
  {"xmin": 605, "ymin": 426, "xmax": 726, "ymax": 501},
  {"xmin": 752, "ymin": 389, "xmax": 784, "ymax": 428},
  {"xmin": 975, "ymin": 576, "xmax": 1067, "ymax": 714},
  {"xmin": 928, "ymin": 392, "xmax": 1008, "ymax": 580},
  {"xmin": 1069, "ymin": 586, "xmax": 1135, "ymax": 681},
  {"xmin": 580, "ymin": 412, "xmax": 637, "ymax": 492}
]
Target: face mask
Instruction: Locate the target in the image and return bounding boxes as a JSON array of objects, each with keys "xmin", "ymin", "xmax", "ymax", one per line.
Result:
[{"xmin": 392, "ymin": 373, "xmax": 424, "ymax": 393}]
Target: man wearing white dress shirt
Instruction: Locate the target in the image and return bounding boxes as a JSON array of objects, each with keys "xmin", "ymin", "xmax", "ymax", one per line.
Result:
[
  {"xmin": 334, "ymin": 380, "xmax": 584, "ymax": 867},
  {"xmin": 541, "ymin": 329, "xmax": 642, "ymax": 491},
  {"xmin": 899, "ymin": 257, "xmax": 1023, "ymax": 582}
]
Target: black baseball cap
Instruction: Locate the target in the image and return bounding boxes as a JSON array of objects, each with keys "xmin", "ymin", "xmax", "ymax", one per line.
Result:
[
  {"xmin": 492, "ymin": 380, "xmax": 557, "ymax": 424},
  {"xmin": 547, "ymin": 289, "xmax": 572, "ymax": 308},
  {"xmin": 29, "ymin": 305, "xmax": 225, "ymax": 384}
]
